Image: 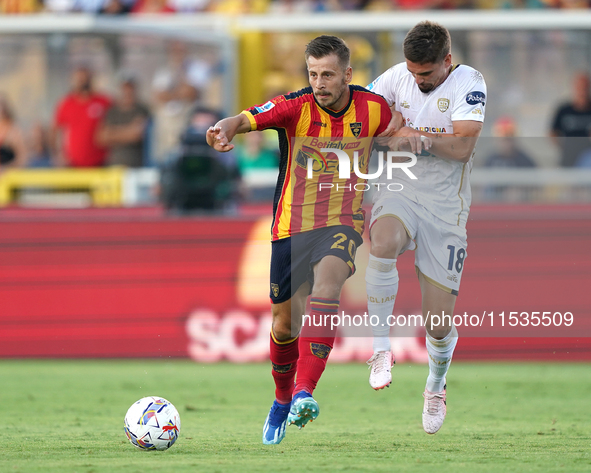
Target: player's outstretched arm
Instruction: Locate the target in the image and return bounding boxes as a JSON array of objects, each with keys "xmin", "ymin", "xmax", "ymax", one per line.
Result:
[{"xmin": 206, "ymin": 113, "xmax": 252, "ymax": 152}]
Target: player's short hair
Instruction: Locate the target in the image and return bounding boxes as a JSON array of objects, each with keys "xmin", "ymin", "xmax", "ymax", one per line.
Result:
[
  {"xmin": 403, "ymin": 21, "xmax": 451, "ymax": 65},
  {"xmin": 305, "ymin": 35, "xmax": 350, "ymax": 70}
]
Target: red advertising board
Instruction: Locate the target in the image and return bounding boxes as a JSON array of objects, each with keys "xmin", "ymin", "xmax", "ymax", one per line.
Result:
[{"xmin": 0, "ymin": 205, "xmax": 590, "ymax": 361}]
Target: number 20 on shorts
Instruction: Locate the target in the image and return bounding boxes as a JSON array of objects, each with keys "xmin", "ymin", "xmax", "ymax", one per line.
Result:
[{"xmin": 332, "ymin": 232, "xmax": 356, "ymax": 259}]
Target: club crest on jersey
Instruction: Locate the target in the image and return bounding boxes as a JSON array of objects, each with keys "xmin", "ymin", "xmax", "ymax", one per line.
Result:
[
  {"xmin": 271, "ymin": 283, "xmax": 279, "ymax": 297},
  {"xmin": 466, "ymin": 91, "xmax": 486, "ymax": 106},
  {"xmin": 437, "ymin": 98, "xmax": 450, "ymax": 113},
  {"xmin": 400, "ymin": 101, "xmax": 410, "ymax": 109},
  {"xmin": 349, "ymin": 122, "xmax": 362, "ymax": 137},
  {"xmin": 310, "ymin": 343, "xmax": 331, "ymax": 359}
]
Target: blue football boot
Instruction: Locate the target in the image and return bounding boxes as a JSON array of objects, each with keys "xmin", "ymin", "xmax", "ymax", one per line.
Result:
[{"xmin": 262, "ymin": 400, "xmax": 290, "ymax": 445}]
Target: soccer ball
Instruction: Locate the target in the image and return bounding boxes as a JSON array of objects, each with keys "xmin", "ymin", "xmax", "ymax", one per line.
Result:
[{"xmin": 124, "ymin": 396, "xmax": 181, "ymax": 451}]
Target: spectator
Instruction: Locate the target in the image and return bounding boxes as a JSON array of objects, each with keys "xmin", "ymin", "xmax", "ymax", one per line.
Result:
[
  {"xmin": 131, "ymin": 0, "xmax": 175, "ymax": 13},
  {"xmin": 179, "ymin": 106, "xmax": 241, "ymax": 179},
  {"xmin": 52, "ymin": 66, "xmax": 111, "ymax": 167},
  {"xmin": 151, "ymin": 41, "xmax": 210, "ymax": 161},
  {"xmin": 97, "ymin": 74, "xmax": 151, "ymax": 168},
  {"xmin": 484, "ymin": 116, "xmax": 537, "ymax": 168},
  {"xmin": 210, "ymin": 0, "xmax": 268, "ymax": 12},
  {"xmin": 167, "ymin": 0, "xmax": 210, "ymax": 11},
  {"xmin": 101, "ymin": 0, "xmax": 136, "ymax": 13},
  {"xmin": 160, "ymin": 106, "xmax": 242, "ymax": 211},
  {"xmin": 73, "ymin": 0, "xmax": 110, "ymax": 12},
  {"xmin": 0, "ymin": 96, "xmax": 27, "ymax": 170},
  {"xmin": 0, "ymin": 0, "xmax": 43, "ymax": 13},
  {"xmin": 27, "ymin": 122, "xmax": 52, "ymax": 168},
  {"xmin": 235, "ymin": 130, "xmax": 278, "ymax": 174},
  {"xmin": 550, "ymin": 71, "xmax": 591, "ymax": 167}
]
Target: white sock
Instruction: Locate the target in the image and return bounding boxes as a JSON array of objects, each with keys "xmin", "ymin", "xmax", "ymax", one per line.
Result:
[
  {"xmin": 425, "ymin": 325, "xmax": 458, "ymax": 393},
  {"xmin": 365, "ymin": 254, "xmax": 399, "ymax": 354}
]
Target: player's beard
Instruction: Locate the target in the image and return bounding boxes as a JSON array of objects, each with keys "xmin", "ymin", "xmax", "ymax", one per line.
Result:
[
  {"xmin": 315, "ymin": 82, "xmax": 347, "ymax": 110},
  {"xmin": 418, "ymin": 83, "xmax": 434, "ymax": 93}
]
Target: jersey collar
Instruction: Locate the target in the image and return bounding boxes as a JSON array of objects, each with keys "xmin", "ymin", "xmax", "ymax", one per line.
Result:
[{"xmin": 314, "ymin": 84, "xmax": 354, "ymax": 118}]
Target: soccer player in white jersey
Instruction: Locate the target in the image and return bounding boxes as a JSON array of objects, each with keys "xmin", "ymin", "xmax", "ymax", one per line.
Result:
[{"xmin": 364, "ymin": 21, "xmax": 486, "ymax": 434}]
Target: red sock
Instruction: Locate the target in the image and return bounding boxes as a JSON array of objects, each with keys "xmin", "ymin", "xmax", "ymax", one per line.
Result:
[
  {"xmin": 270, "ymin": 331, "xmax": 299, "ymax": 404},
  {"xmin": 294, "ymin": 297, "xmax": 339, "ymax": 396}
]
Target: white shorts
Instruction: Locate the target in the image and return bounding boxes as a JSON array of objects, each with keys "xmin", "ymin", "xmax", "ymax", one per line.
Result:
[{"xmin": 369, "ymin": 194, "xmax": 467, "ymax": 295}]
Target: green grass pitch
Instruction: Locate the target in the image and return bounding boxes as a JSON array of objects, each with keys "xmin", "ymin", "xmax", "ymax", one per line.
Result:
[{"xmin": 3, "ymin": 360, "xmax": 591, "ymax": 473}]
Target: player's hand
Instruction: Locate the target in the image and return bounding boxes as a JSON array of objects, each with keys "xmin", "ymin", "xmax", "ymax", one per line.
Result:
[
  {"xmin": 377, "ymin": 111, "xmax": 405, "ymax": 138},
  {"xmin": 206, "ymin": 126, "xmax": 235, "ymax": 152},
  {"xmin": 392, "ymin": 127, "xmax": 431, "ymax": 154}
]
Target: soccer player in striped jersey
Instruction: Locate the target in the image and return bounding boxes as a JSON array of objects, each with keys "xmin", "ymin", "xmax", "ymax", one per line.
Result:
[
  {"xmin": 207, "ymin": 35, "xmax": 391, "ymax": 445},
  {"xmin": 364, "ymin": 21, "xmax": 486, "ymax": 434}
]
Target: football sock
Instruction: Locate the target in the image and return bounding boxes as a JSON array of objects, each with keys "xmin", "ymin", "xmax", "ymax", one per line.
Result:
[
  {"xmin": 425, "ymin": 325, "xmax": 458, "ymax": 393},
  {"xmin": 270, "ymin": 331, "xmax": 299, "ymax": 404},
  {"xmin": 365, "ymin": 254, "xmax": 399, "ymax": 353},
  {"xmin": 294, "ymin": 297, "xmax": 339, "ymax": 396}
]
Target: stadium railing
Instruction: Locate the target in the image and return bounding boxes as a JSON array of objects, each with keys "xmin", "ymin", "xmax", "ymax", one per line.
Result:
[
  {"xmin": 1, "ymin": 167, "xmax": 590, "ymax": 207},
  {"xmin": 0, "ymin": 167, "xmax": 160, "ymax": 207}
]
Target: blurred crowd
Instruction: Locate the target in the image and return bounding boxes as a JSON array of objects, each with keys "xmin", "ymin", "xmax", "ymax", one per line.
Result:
[
  {"xmin": 0, "ymin": 48, "xmax": 278, "ymax": 209},
  {"xmin": 2, "ymin": 65, "xmax": 588, "ymax": 172},
  {"xmin": 0, "ymin": 41, "xmax": 280, "ymax": 172},
  {"xmin": 2, "ymin": 0, "xmax": 591, "ymax": 14},
  {"xmin": 0, "ymin": 29, "xmax": 588, "ymax": 210}
]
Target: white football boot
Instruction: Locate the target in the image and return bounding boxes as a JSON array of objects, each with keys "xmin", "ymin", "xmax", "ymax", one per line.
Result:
[
  {"xmin": 367, "ymin": 351, "xmax": 394, "ymax": 390},
  {"xmin": 422, "ymin": 383, "xmax": 447, "ymax": 434}
]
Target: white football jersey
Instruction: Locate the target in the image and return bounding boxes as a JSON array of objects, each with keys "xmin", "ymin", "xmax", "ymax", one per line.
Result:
[{"xmin": 367, "ymin": 63, "xmax": 486, "ymax": 228}]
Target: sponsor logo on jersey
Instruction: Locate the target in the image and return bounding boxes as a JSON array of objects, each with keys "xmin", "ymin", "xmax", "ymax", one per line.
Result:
[
  {"xmin": 400, "ymin": 100, "xmax": 410, "ymax": 109},
  {"xmin": 309, "ymin": 138, "xmax": 360, "ymax": 150},
  {"xmin": 466, "ymin": 91, "xmax": 486, "ymax": 106},
  {"xmin": 313, "ymin": 120, "xmax": 327, "ymax": 128},
  {"xmin": 271, "ymin": 283, "xmax": 279, "ymax": 297},
  {"xmin": 255, "ymin": 101, "xmax": 275, "ymax": 113},
  {"xmin": 296, "ymin": 147, "xmax": 327, "ymax": 172},
  {"xmin": 417, "ymin": 126, "xmax": 447, "ymax": 133},
  {"xmin": 437, "ymin": 98, "xmax": 450, "ymax": 113},
  {"xmin": 349, "ymin": 122, "xmax": 362, "ymax": 137},
  {"xmin": 447, "ymin": 274, "xmax": 458, "ymax": 283},
  {"xmin": 310, "ymin": 343, "xmax": 332, "ymax": 359},
  {"xmin": 373, "ymin": 205, "xmax": 383, "ymax": 217},
  {"xmin": 471, "ymin": 107, "xmax": 483, "ymax": 115}
]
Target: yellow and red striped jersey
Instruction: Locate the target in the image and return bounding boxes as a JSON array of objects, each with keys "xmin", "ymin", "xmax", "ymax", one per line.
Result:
[{"xmin": 242, "ymin": 85, "xmax": 391, "ymax": 241}]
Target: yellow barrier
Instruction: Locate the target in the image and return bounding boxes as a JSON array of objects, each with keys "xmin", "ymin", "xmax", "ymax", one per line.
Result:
[{"xmin": 0, "ymin": 167, "xmax": 125, "ymax": 207}]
